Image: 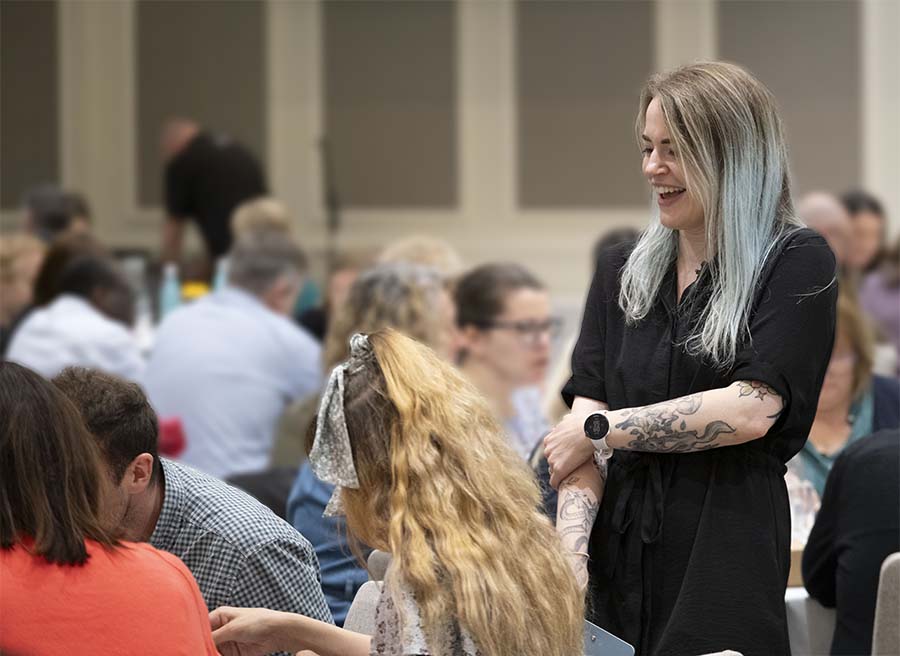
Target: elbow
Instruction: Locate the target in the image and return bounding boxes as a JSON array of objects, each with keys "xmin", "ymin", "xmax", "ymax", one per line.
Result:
[{"xmin": 743, "ymin": 411, "xmax": 777, "ymax": 443}]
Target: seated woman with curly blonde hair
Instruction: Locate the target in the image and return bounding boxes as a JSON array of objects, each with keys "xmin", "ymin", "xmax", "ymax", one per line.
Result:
[{"xmin": 211, "ymin": 329, "xmax": 584, "ymax": 656}]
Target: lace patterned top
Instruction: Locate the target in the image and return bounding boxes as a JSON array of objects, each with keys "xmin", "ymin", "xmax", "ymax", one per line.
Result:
[{"xmin": 370, "ymin": 577, "xmax": 481, "ymax": 656}]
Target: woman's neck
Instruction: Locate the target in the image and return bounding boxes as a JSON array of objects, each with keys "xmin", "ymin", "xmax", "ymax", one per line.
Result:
[
  {"xmin": 808, "ymin": 400, "xmax": 854, "ymax": 455},
  {"xmin": 677, "ymin": 228, "xmax": 708, "ymax": 272},
  {"xmin": 460, "ymin": 360, "xmax": 515, "ymax": 420},
  {"xmin": 676, "ymin": 228, "xmax": 708, "ymax": 300}
]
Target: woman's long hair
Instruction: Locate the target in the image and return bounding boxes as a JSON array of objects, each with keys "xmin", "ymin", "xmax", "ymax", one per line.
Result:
[
  {"xmin": 0, "ymin": 362, "xmax": 116, "ymax": 565},
  {"xmin": 620, "ymin": 61, "xmax": 805, "ymax": 367},
  {"xmin": 339, "ymin": 329, "xmax": 583, "ymax": 656}
]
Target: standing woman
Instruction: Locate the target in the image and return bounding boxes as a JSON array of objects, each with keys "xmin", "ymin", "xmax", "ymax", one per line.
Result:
[{"xmin": 544, "ymin": 62, "xmax": 837, "ymax": 656}]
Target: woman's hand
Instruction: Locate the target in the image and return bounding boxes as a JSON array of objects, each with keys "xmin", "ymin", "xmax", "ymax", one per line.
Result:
[
  {"xmin": 210, "ymin": 606, "xmax": 296, "ymax": 656},
  {"xmin": 544, "ymin": 411, "xmax": 596, "ymax": 488}
]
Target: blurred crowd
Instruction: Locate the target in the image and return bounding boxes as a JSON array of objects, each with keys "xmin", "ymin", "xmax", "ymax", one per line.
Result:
[{"xmin": 1, "ymin": 118, "xmax": 898, "ymax": 655}]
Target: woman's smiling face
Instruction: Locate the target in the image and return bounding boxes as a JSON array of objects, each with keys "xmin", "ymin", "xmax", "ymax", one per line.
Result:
[{"xmin": 641, "ymin": 98, "xmax": 704, "ymax": 233}]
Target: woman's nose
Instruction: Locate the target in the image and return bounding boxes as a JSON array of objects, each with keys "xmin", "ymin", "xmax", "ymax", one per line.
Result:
[{"xmin": 643, "ymin": 151, "xmax": 666, "ymax": 178}]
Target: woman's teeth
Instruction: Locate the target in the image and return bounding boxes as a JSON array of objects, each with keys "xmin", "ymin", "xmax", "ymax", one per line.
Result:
[{"xmin": 656, "ymin": 186, "xmax": 685, "ymax": 198}]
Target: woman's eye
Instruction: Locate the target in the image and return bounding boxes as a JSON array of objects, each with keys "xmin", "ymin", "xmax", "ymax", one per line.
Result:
[{"xmin": 641, "ymin": 147, "xmax": 653, "ymax": 156}]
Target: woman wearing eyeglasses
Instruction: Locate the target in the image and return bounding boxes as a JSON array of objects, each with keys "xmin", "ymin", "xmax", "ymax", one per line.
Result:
[
  {"xmin": 543, "ymin": 62, "xmax": 838, "ymax": 655},
  {"xmin": 454, "ymin": 263, "xmax": 561, "ymax": 460}
]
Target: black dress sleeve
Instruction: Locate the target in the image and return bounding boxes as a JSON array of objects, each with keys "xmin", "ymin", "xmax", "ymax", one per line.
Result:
[
  {"xmin": 802, "ymin": 447, "xmax": 843, "ymax": 607},
  {"xmin": 561, "ymin": 247, "xmax": 623, "ymax": 407},
  {"xmin": 730, "ymin": 229, "xmax": 837, "ymax": 426}
]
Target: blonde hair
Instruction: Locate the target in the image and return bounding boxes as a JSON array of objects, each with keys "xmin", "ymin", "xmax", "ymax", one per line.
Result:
[
  {"xmin": 620, "ymin": 62, "xmax": 807, "ymax": 367},
  {"xmin": 339, "ymin": 329, "xmax": 583, "ymax": 656},
  {"xmin": 378, "ymin": 235, "xmax": 465, "ymax": 280},
  {"xmin": 834, "ymin": 291, "xmax": 876, "ymax": 401},
  {"xmin": 230, "ymin": 197, "xmax": 292, "ymax": 237}
]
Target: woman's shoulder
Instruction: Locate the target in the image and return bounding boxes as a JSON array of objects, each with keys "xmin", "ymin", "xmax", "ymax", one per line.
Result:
[
  {"xmin": 764, "ymin": 227, "xmax": 836, "ymax": 285},
  {"xmin": 777, "ymin": 227, "xmax": 834, "ymax": 264}
]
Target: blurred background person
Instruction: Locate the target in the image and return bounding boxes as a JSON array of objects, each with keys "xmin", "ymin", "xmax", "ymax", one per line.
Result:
[
  {"xmin": 843, "ymin": 189, "xmax": 888, "ymax": 275},
  {"xmin": 20, "ymin": 183, "xmax": 92, "ymax": 243},
  {"xmin": 1, "ymin": 233, "xmax": 106, "ymax": 358},
  {"xmin": 230, "ymin": 196, "xmax": 291, "ymax": 237},
  {"xmin": 160, "ymin": 117, "xmax": 267, "ymax": 265},
  {"xmin": 787, "ymin": 291, "xmax": 900, "ymax": 505},
  {"xmin": 6, "ymin": 249, "xmax": 142, "ymax": 381},
  {"xmin": 803, "ymin": 428, "xmax": 900, "ymax": 656},
  {"xmin": 285, "ymin": 262, "xmax": 455, "ymax": 625},
  {"xmin": 0, "ymin": 362, "xmax": 219, "ymax": 656},
  {"xmin": 454, "ymin": 262, "xmax": 558, "ymax": 460},
  {"xmin": 0, "ymin": 234, "xmax": 45, "ymax": 353},
  {"xmin": 797, "ymin": 191, "xmax": 853, "ymax": 267},
  {"xmin": 295, "ymin": 250, "xmax": 374, "ymax": 343},
  {"xmin": 54, "ymin": 367, "xmax": 333, "ymax": 639},
  {"xmin": 844, "ymin": 191, "xmax": 900, "ymax": 375},
  {"xmin": 142, "ymin": 228, "xmax": 319, "ymax": 480},
  {"xmin": 377, "ymin": 234, "xmax": 466, "ymax": 280},
  {"xmin": 860, "ymin": 235, "xmax": 900, "ymax": 375}
]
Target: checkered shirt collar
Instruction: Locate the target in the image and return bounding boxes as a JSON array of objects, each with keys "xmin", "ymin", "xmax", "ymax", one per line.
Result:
[{"xmin": 149, "ymin": 458, "xmax": 187, "ymax": 552}]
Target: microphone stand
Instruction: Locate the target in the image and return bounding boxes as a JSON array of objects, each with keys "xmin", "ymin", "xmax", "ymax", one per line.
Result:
[{"xmin": 319, "ymin": 136, "xmax": 341, "ymax": 278}]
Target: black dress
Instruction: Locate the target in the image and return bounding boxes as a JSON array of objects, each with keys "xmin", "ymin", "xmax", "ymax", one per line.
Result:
[{"xmin": 562, "ymin": 228, "xmax": 837, "ymax": 656}]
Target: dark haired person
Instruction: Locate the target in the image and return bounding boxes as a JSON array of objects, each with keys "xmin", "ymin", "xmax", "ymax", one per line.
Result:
[
  {"xmin": 0, "ymin": 362, "xmax": 218, "ymax": 655},
  {"xmin": 842, "ymin": 189, "xmax": 888, "ymax": 274},
  {"xmin": 21, "ymin": 184, "xmax": 91, "ymax": 243},
  {"xmin": 844, "ymin": 191, "xmax": 900, "ymax": 374},
  {"xmin": 454, "ymin": 262, "xmax": 558, "ymax": 460},
  {"xmin": 6, "ymin": 249, "xmax": 142, "ymax": 380},
  {"xmin": 160, "ymin": 118, "xmax": 267, "ymax": 263},
  {"xmin": 53, "ymin": 366, "xmax": 333, "ymax": 643}
]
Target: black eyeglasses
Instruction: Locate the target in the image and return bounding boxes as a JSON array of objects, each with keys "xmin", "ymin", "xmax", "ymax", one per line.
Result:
[{"xmin": 475, "ymin": 317, "xmax": 563, "ymax": 346}]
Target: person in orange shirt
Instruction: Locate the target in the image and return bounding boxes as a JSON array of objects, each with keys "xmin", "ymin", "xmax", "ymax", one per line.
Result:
[{"xmin": 0, "ymin": 361, "xmax": 219, "ymax": 656}]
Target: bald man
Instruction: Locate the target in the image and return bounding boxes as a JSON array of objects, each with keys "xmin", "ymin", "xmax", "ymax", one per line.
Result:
[
  {"xmin": 797, "ymin": 192, "xmax": 852, "ymax": 265},
  {"xmin": 160, "ymin": 118, "xmax": 267, "ymax": 263}
]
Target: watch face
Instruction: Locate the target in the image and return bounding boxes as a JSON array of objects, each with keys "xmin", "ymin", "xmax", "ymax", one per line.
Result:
[{"xmin": 584, "ymin": 413, "xmax": 610, "ymax": 440}]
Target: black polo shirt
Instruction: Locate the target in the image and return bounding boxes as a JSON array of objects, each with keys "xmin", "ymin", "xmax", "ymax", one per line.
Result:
[{"xmin": 165, "ymin": 132, "xmax": 267, "ymax": 258}]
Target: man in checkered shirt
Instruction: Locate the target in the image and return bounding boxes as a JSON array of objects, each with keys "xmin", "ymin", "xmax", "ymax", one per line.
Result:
[{"xmin": 54, "ymin": 367, "xmax": 334, "ymax": 648}]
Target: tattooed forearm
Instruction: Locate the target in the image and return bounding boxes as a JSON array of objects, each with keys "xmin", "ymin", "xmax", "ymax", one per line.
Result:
[
  {"xmin": 612, "ymin": 392, "xmax": 736, "ymax": 453},
  {"xmin": 607, "ymin": 380, "xmax": 783, "ymax": 453},
  {"xmin": 558, "ymin": 490, "xmax": 599, "ymax": 554},
  {"xmin": 556, "ymin": 462, "xmax": 603, "ymax": 591}
]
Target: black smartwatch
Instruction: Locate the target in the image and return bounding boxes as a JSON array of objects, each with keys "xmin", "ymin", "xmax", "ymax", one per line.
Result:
[{"xmin": 583, "ymin": 411, "xmax": 611, "ymax": 454}]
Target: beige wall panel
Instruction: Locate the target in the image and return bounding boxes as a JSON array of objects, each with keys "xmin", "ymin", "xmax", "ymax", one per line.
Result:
[
  {"xmin": 517, "ymin": 0, "xmax": 654, "ymax": 208},
  {"xmin": 718, "ymin": 0, "xmax": 861, "ymax": 194},
  {"xmin": 323, "ymin": 0, "xmax": 457, "ymax": 208},
  {"xmin": 1, "ymin": 0, "xmax": 59, "ymax": 210},
  {"xmin": 136, "ymin": 0, "xmax": 266, "ymax": 206}
]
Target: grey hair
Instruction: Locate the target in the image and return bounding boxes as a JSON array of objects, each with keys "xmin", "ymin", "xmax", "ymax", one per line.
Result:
[
  {"xmin": 323, "ymin": 262, "xmax": 447, "ymax": 368},
  {"xmin": 620, "ymin": 62, "xmax": 805, "ymax": 368},
  {"xmin": 227, "ymin": 228, "xmax": 307, "ymax": 296}
]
